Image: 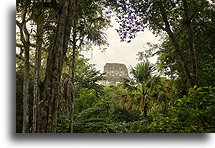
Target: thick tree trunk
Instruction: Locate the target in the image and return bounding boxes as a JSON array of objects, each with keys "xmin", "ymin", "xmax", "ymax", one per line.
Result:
[
  {"xmin": 158, "ymin": 0, "xmax": 193, "ymax": 87},
  {"xmin": 182, "ymin": 0, "xmax": 197, "ymax": 86},
  {"xmin": 38, "ymin": 0, "xmax": 75, "ymax": 133},
  {"xmin": 33, "ymin": 5, "xmax": 44, "ymax": 133}
]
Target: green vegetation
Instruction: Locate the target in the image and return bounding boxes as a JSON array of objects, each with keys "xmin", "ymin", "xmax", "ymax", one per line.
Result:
[{"xmin": 16, "ymin": 0, "xmax": 215, "ymax": 133}]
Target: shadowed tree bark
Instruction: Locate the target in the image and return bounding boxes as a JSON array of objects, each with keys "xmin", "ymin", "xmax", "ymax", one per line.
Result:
[
  {"xmin": 182, "ymin": 0, "xmax": 197, "ymax": 86},
  {"xmin": 32, "ymin": 2, "xmax": 44, "ymax": 133},
  {"xmin": 16, "ymin": 0, "xmax": 31, "ymax": 133},
  {"xmin": 37, "ymin": 0, "xmax": 76, "ymax": 133},
  {"xmin": 157, "ymin": 0, "xmax": 193, "ymax": 87}
]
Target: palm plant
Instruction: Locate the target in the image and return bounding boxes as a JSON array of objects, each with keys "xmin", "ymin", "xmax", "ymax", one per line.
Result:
[{"xmin": 118, "ymin": 61, "xmax": 158, "ymax": 118}]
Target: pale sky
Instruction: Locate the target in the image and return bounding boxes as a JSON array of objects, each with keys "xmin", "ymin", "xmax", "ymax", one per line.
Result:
[{"xmin": 81, "ymin": 18, "xmax": 160, "ymax": 73}]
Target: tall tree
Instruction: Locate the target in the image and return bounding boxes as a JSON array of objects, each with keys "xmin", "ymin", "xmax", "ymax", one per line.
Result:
[
  {"xmin": 156, "ymin": 0, "xmax": 215, "ymax": 87},
  {"xmin": 182, "ymin": 0, "xmax": 197, "ymax": 85},
  {"xmin": 32, "ymin": 2, "xmax": 44, "ymax": 133},
  {"xmin": 16, "ymin": 0, "xmax": 111, "ymax": 133},
  {"xmin": 61, "ymin": 0, "xmax": 110, "ymax": 132},
  {"xmin": 37, "ymin": 0, "xmax": 76, "ymax": 133},
  {"xmin": 105, "ymin": 0, "xmax": 214, "ymax": 87},
  {"xmin": 16, "ymin": 0, "xmax": 31, "ymax": 133}
]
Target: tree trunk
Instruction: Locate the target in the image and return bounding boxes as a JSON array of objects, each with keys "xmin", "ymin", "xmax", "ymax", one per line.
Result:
[
  {"xmin": 62, "ymin": 73, "xmax": 74, "ymax": 132},
  {"xmin": 182, "ymin": 0, "xmax": 197, "ymax": 86},
  {"xmin": 22, "ymin": 42, "xmax": 30, "ymax": 133},
  {"xmin": 33, "ymin": 4, "xmax": 44, "ymax": 133},
  {"xmin": 37, "ymin": 0, "xmax": 75, "ymax": 133},
  {"xmin": 16, "ymin": 2, "xmax": 31, "ymax": 133},
  {"xmin": 19, "ymin": 25, "xmax": 30, "ymax": 133},
  {"xmin": 70, "ymin": 23, "xmax": 77, "ymax": 133},
  {"xmin": 158, "ymin": 0, "xmax": 193, "ymax": 87}
]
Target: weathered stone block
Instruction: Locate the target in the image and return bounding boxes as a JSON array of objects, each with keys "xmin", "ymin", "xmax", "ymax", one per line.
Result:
[{"xmin": 101, "ymin": 63, "xmax": 130, "ymax": 86}]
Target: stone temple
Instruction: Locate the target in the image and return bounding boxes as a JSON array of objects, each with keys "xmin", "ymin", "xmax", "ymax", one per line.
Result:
[{"xmin": 100, "ymin": 63, "xmax": 130, "ymax": 86}]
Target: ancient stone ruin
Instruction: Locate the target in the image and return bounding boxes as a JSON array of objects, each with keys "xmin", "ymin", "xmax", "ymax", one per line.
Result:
[{"xmin": 100, "ymin": 63, "xmax": 130, "ymax": 86}]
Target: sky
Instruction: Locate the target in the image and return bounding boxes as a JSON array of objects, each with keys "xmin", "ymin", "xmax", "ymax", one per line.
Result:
[{"xmin": 81, "ymin": 17, "xmax": 160, "ymax": 73}]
